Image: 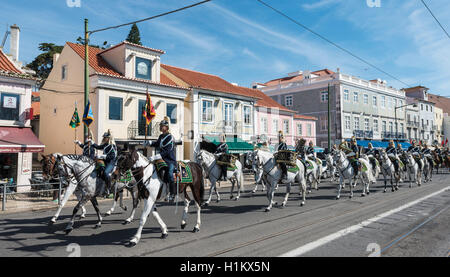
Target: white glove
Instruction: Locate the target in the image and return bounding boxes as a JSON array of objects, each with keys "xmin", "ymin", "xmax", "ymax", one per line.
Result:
[
  {"xmin": 74, "ymin": 140, "xmax": 80, "ymax": 144},
  {"xmin": 148, "ymin": 156, "xmax": 155, "ymax": 162},
  {"xmin": 86, "ymin": 139, "xmax": 93, "ymax": 144}
]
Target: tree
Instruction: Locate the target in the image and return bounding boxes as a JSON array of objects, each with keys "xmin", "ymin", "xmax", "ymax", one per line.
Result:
[
  {"xmin": 26, "ymin": 43, "xmax": 63, "ymax": 87},
  {"xmin": 76, "ymin": 37, "xmax": 108, "ymax": 49},
  {"xmin": 126, "ymin": 23, "xmax": 142, "ymax": 45}
]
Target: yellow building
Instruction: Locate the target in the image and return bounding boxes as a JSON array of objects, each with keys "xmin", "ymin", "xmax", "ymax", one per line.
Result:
[{"xmin": 40, "ymin": 41, "xmax": 189, "ymax": 158}]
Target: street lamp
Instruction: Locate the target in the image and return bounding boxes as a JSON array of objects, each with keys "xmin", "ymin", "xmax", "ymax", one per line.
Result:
[{"xmin": 394, "ymin": 102, "xmax": 418, "ymax": 144}]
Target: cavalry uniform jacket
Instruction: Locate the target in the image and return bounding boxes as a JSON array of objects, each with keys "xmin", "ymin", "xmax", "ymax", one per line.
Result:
[
  {"xmin": 146, "ymin": 133, "xmax": 176, "ymax": 166},
  {"xmin": 365, "ymin": 148, "xmax": 376, "ymax": 156},
  {"xmin": 215, "ymin": 142, "xmax": 229, "ymax": 154},
  {"xmin": 92, "ymin": 143, "xmax": 117, "ymax": 163},
  {"xmin": 386, "ymin": 146, "xmax": 397, "ymax": 156},
  {"xmin": 277, "ymin": 142, "xmax": 288, "ymax": 151},
  {"xmin": 76, "ymin": 141, "xmax": 96, "ymax": 160},
  {"xmin": 421, "ymin": 148, "xmax": 431, "ymax": 155},
  {"xmin": 407, "ymin": 146, "xmax": 420, "ymax": 153},
  {"xmin": 350, "ymin": 144, "xmax": 359, "ymax": 158},
  {"xmin": 296, "ymin": 144, "xmax": 307, "ymax": 159},
  {"xmin": 306, "ymin": 146, "xmax": 315, "ymax": 156}
]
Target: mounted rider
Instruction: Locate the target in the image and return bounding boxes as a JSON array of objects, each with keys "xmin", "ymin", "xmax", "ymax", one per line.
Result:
[
  {"xmin": 295, "ymin": 137, "xmax": 308, "ymax": 173},
  {"xmin": 364, "ymin": 142, "xmax": 377, "ymax": 170},
  {"xmin": 386, "ymin": 140, "xmax": 400, "ymax": 173},
  {"xmin": 396, "ymin": 142, "xmax": 407, "ymax": 167},
  {"xmin": 421, "ymin": 142, "xmax": 434, "ymax": 167},
  {"xmin": 91, "ymin": 129, "xmax": 118, "ymax": 196},
  {"xmin": 339, "ymin": 137, "xmax": 359, "ymax": 176},
  {"xmin": 277, "ymin": 131, "xmax": 288, "ymax": 180},
  {"xmin": 74, "ymin": 129, "xmax": 96, "ymax": 160},
  {"xmin": 143, "ymin": 117, "xmax": 177, "ymax": 202},
  {"xmin": 215, "ymin": 134, "xmax": 229, "ymax": 181}
]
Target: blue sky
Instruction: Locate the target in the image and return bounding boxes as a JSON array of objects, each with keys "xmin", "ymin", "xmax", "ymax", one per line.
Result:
[{"xmin": 2, "ymin": 0, "xmax": 450, "ymax": 96}]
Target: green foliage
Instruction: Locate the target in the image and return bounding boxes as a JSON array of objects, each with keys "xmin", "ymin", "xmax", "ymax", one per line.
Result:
[
  {"xmin": 26, "ymin": 43, "xmax": 63, "ymax": 86},
  {"xmin": 126, "ymin": 23, "xmax": 142, "ymax": 45}
]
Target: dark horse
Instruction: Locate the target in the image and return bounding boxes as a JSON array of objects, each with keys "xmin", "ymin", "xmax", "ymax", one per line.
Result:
[{"xmin": 116, "ymin": 149, "xmax": 204, "ymax": 247}]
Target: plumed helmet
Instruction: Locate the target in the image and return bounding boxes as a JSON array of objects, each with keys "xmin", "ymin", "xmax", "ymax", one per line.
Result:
[
  {"xmin": 220, "ymin": 133, "xmax": 226, "ymax": 142},
  {"xmin": 299, "ymin": 138, "xmax": 306, "ymax": 146},
  {"xmin": 351, "ymin": 136, "xmax": 356, "ymax": 142},
  {"xmin": 368, "ymin": 142, "xmax": 373, "ymax": 147},
  {"xmin": 103, "ymin": 129, "xmax": 112, "ymax": 138},
  {"xmin": 160, "ymin": 116, "xmax": 170, "ymax": 127},
  {"xmin": 278, "ymin": 130, "xmax": 284, "ymax": 140}
]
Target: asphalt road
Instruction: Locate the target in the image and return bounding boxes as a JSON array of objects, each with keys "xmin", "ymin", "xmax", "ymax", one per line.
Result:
[{"xmin": 0, "ymin": 172, "xmax": 449, "ymax": 257}]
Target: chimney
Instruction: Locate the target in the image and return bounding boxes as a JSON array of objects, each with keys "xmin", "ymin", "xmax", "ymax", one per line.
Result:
[{"xmin": 10, "ymin": 24, "xmax": 20, "ymax": 62}]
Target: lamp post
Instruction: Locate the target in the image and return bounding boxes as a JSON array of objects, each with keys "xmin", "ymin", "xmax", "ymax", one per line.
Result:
[{"xmin": 394, "ymin": 102, "xmax": 417, "ymax": 144}]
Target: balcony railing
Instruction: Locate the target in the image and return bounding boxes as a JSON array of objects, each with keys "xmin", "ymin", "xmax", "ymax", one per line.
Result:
[
  {"xmin": 406, "ymin": 121, "xmax": 420, "ymax": 128},
  {"xmin": 127, "ymin": 120, "xmax": 160, "ymax": 139},
  {"xmin": 382, "ymin": 131, "xmax": 407, "ymax": 140},
  {"xmin": 353, "ymin": 129, "xmax": 373, "ymax": 139},
  {"xmin": 215, "ymin": 121, "xmax": 243, "ymax": 135}
]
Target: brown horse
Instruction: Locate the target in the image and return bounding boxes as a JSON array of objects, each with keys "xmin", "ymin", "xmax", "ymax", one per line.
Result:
[
  {"xmin": 432, "ymin": 150, "xmax": 442, "ymax": 174},
  {"xmin": 116, "ymin": 149, "xmax": 204, "ymax": 247}
]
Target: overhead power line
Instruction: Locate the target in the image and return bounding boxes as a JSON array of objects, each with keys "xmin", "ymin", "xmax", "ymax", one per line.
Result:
[
  {"xmin": 90, "ymin": 0, "xmax": 212, "ymax": 34},
  {"xmin": 420, "ymin": 0, "xmax": 450, "ymax": 40},
  {"xmin": 255, "ymin": 0, "xmax": 413, "ymax": 88}
]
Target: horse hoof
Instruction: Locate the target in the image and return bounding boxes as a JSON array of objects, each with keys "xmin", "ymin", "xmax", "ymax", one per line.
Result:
[
  {"xmin": 349, "ymin": 195, "xmax": 353, "ymax": 199},
  {"xmin": 383, "ymin": 190, "xmax": 387, "ymax": 193},
  {"xmin": 161, "ymin": 233, "xmax": 168, "ymax": 239},
  {"xmin": 300, "ymin": 202, "xmax": 305, "ymax": 206},
  {"xmin": 181, "ymin": 223, "xmax": 186, "ymax": 230},
  {"xmin": 94, "ymin": 224, "xmax": 101, "ymax": 229},
  {"xmin": 192, "ymin": 227, "xmax": 200, "ymax": 233},
  {"xmin": 230, "ymin": 195, "xmax": 234, "ymax": 200},
  {"xmin": 336, "ymin": 196, "xmax": 340, "ymax": 200},
  {"xmin": 65, "ymin": 228, "xmax": 73, "ymax": 235},
  {"xmin": 265, "ymin": 208, "xmax": 270, "ymax": 212},
  {"xmin": 123, "ymin": 206, "xmax": 128, "ymax": 211},
  {"xmin": 234, "ymin": 198, "xmax": 239, "ymax": 201},
  {"xmin": 80, "ymin": 214, "xmax": 86, "ymax": 219},
  {"xmin": 105, "ymin": 212, "xmax": 111, "ymax": 217},
  {"xmin": 361, "ymin": 194, "xmax": 365, "ymax": 197},
  {"xmin": 122, "ymin": 220, "xmax": 131, "ymax": 225},
  {"xmin": 252, "ymin": 190, "xmax": 256, "ymax": 193},
  {"xmin": 48, "ymin": 220, "xmax": 55, "ymax": 226},
  {"xmin": 127, "ymin": 241, "xmax": 137, "ymax": 248}
]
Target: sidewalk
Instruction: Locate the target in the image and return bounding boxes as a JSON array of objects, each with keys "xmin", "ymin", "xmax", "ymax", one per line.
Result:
[{"xmin": 0, "ymin": 176, "xmax": 256, "ymax": 214}]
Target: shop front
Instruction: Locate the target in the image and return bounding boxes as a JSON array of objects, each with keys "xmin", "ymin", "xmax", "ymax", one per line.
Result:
[{"xmin": 0, "ymin": 127, "xmax": 45, "ymax": 192}]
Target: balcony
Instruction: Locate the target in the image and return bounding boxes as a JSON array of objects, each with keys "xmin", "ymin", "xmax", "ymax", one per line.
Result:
[
  {"xmin": 127, "ymin": 120, "xmax": 160, "ymax": 139},
  {"xmin": 353, "ymin": 129, "xmax": 373, "ymax": 139},
  {"xmin": 382, "ymin": 131, "xmax": 407, "ymax": 140},
  {"xmin": 406, "ymin": 121, "xmax": 420, "ymax": 128},
  {"xmin": 215, "ymin": 121, "xmax": 243, "ymax": 135}
]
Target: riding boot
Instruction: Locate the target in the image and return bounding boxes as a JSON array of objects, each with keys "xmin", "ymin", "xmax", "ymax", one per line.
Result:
[
  {"xmin": 168, "ymin": 179, "xmax": 176, "ymax": 203},
  {"xmin": 352, "ymin": 161, "xmax": 359, "ymax": 176},
  {"xmin": 222, "ymin": 166, "xmax": 227, "ymax": 181}
]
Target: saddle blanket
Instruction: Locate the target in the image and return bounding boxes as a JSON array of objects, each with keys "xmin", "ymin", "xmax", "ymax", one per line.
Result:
[
  {"xmin": 275, "ymin": 150, "xmax": 297, "ymax": 166},
  {"xmin": 217, "ymin": 154, "xmax": 237, "ymax": 168},
  {"xmin": 155, "ymin": 160, "xmax": 193, "ymax": 184}
]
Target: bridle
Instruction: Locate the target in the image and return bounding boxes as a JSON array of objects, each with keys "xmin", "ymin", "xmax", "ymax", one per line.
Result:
[{"xmin": 57, "ymin": 156, "xmax": 96, "ymax": 185}]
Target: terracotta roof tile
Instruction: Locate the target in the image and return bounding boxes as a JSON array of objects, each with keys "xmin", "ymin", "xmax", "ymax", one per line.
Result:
[
  {"xmin": 294, "ymin": 114, "xmax": 317, "ymax": 121},
  {"xmin": 32, "ymin": 102, "xmax": 40, "ymax": 118},
  {"xmin": 0, "ymin": 49, "xmax": 22, "ymax": 74},
  {"xmin": 264, "ymin": 69, "xmax": 334, "ymax": 86},
  {"xmin": 66, "ymin": 42, "xmax": 122, "ymax": 76},
  {"xmin": 100, "ymin": 41, "xmax": 165, "ymax": 55},
  {"xmin": 428, "ymin": 93, "xmax": 450, "ymax": 114},
  {"xmin": 161, "ymin": 64, "xmax": 259, "ymax": 99}
]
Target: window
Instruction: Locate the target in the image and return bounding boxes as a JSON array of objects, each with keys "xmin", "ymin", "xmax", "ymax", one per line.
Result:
[
  {"xmin": 382, "ymin": 121, "xmax": 387, "ymax": 132},
  {"xmin": 381, "ymin": 96, "xmax": 386, "ymax": 107},
  {"xmin": 344, "ymin": 90, "xmax": 349, "ymax": 101},
  {"xmin": 354, "ymin": 116, "xmax": 360, "ymax": 130},
  {"xmin": 394, "ymin": 98, "xmax": 397, "ymax": 109},
  {"xmin": 373, "ymin": 96, "xmax": 377, "ymax": 106},
  {"xmin": 109, "ymin": 96, "xmax": 123, "ymax": 120},
  {"xmin": 243, "ymin": 106, "xmax": 251, "ymax": 125},
  {"xmin": 421, "ymin": 104, "xmax": 423, "ymax": 111},
  {"xmin": 224, "ymin": 102, "xmax": 233, "ymax": 127},
  {"xmin": 430, "ymin": 106, "xmax": 433, "ymax": 112},
  {"xmin": 273, "ymin": 119, "xmax": 279, "ymax": 134},
  {"xmin": 373, "ymin": 119, "xmax": 379, "ymax": 132},
  {"xmin": 345, "ymin": 115, "xmax": 351, "ymax": 131},
  {"xmin": 353, "ymin": 92, "xmax": 359, "ymax": 103},
  {"xmin": 297, "ymin": 123, "xmax": 302, "ymax": 136},
  {"xmin": 202, "ymin": 99, "xmax": 213, "ymax": 122},
  {"xmin": 166, "ymin": 103, "xmax": 177, "ymax": 124},
  {"xmin": 400, "ymin": 123, "xmax": 404, "ymax": 134},
  {"xmin": 261, "ymin": 118, "xmax": 268, "ymax": 133},
  {"xmin": 321, "ymin": 92, "xmax": 328, "ymax": 103},
  {"xmin": 399, "ymin": 100, "xmax": 403, "ymax": 109},
  {"xmin": 307, "ymin": 124, "xmax": 312, "ymax": 137},
  {"xmin": 0, "ymin": 93, "xmax": 20, "ymax": 121},
  {"xmin": 389, "ymin": 122, "xmax": 393, "ymax": 133},
  {"xmin": 364, "ymin": 118, "xmax": 370, "ymax": 131},
  {"xmin": 61, "ymin": 65, "xmax": 67, "ymax": 80},
  {"xmin": 285, "ymin": 95, "xmax": 293, "ymax": 107},
  {"xmin": 426, "ymin": 105, "xmax": 428, "ymax": 112},
  {"xmin": 135, "ymin": 57, "xmax": 152, "ymax": 80},
  {"xmin": 283, "ymin": 119, "xmax": 290, "ymax": 134},
  {"xmin": 363, "ymin": 94, "xmax": 368, "ymax": 105}
]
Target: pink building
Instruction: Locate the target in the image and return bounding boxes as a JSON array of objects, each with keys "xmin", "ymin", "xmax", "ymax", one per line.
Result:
[{"xmin": 254, "ymin": 91, "xmax": 316, "ymax": 147}]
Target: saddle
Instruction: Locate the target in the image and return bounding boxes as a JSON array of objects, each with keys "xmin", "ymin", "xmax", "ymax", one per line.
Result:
[
  {"xmin": 275, "ymin": 150, "xmax": 297, "ymax": 166},
  {"xmin": 95, "ymin": 158, "xmax": 106, "ymax": 179},
  {"xmin": 154, "ymin": 159, "xmax": 193, "ymax": 184},
  {"xmin": 216, "ymin": 154, "xmax": 237, "ymax": 168}
]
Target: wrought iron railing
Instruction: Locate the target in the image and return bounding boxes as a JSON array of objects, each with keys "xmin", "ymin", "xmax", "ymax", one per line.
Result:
[{"xmin": 127, "ymin": 120, "xmax": 160, "ymax": 139}]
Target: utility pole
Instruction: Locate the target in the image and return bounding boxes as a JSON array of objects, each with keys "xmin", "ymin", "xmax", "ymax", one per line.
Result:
[
  {"xmin": 328, "ymin": 83, "xmax": 331, "ymax": 149},
  {"xmin": 84, "ymin": 19, "xmax": 89, "ymax": 142}
]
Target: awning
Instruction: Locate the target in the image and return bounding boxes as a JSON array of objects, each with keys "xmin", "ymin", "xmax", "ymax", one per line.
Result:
[
  {"xmin": 0, "ymin": 127, "xmax": 45, "ymax": 153},
  {"xmin": 203, "ymin": 136, "xmax": 254, "ymax": 154},
  {"xmin": 355, "ymin": 140, "xmax": 410, "ymax": 149}
]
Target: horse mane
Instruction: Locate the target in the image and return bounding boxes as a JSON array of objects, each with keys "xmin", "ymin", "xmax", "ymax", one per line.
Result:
[{"xmin": 64, "ymin": 154, "xmax": 93, "ymax": 163}]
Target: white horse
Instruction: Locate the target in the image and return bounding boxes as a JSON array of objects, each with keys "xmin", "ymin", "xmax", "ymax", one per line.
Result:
[
  {"xmin": 246, "ymin": 151, "xmax": 265, "ymax": 193},
  {"xmin": 334, "ymin": 150, "xmax": 373, "ymax": 199},
  {"xmin": 303, "ymin": 156, "xmax": 319, "ymax": 193},
  {"xmin": 360, "ymin": 153, "xmax": 380, "ymax": 180},
  {"xmin": 379, "ymin": 150, "xmax": 400, "ymax": 192},
  {"xmin": 252, "ymin": 149, "xmax": 306, "ymax": 211},
  {"xmin": 404, "ymin": 152, "xmax": 422, "ymax": 188},
  {"xmin": 41, "ymin": 153, "xmax": 87, "ymax": 224},
  {"xmin": 422, "ymin": 154, "xmax": 433, "ymax": 183},
  {"xmin": 53, "ymin": 155, "xmax": 106, "ymax": 234},
  {"xmin": 195, "ymin": 150, "xmax": 244, "ymax": 205},
  {"xmin": 325, "ymin": 153, "xmax": 337, "ymax": 182},
  {"xmin": 117, "ymin": 150, "xmax": 204, "ymax": 247}
]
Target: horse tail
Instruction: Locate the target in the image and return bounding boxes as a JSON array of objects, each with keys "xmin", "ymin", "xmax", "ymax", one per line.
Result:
[
  {"xmin": 192, "ymin": 162, "xmax": 205, "ymax": 205},
  {"xmin": 239, "ymin": 169, "xmax": 245, "ymax": 193}
]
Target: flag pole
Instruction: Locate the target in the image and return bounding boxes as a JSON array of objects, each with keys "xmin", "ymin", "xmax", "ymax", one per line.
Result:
[
  {"xmin": 144, "ymin": 86, "xmax": 148, "ymax": 157},
  {"xmin": 75, "ymin": 101, "xmax": 77, "ymax": 155}
]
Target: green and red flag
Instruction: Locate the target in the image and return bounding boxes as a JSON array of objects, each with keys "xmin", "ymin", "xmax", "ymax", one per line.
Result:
[
  {"xmin": 142, "ymin": 89, "xmax": 156, "ymax": 125},
  {"xmin": 69, "ymin": 107, "xmax": 81, "ymax": 129}
]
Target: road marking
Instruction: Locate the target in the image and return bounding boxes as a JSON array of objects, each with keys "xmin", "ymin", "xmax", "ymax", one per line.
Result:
[{"xmin": 279, "ymin": 186, "xmax": 450, "ymax": 257}]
